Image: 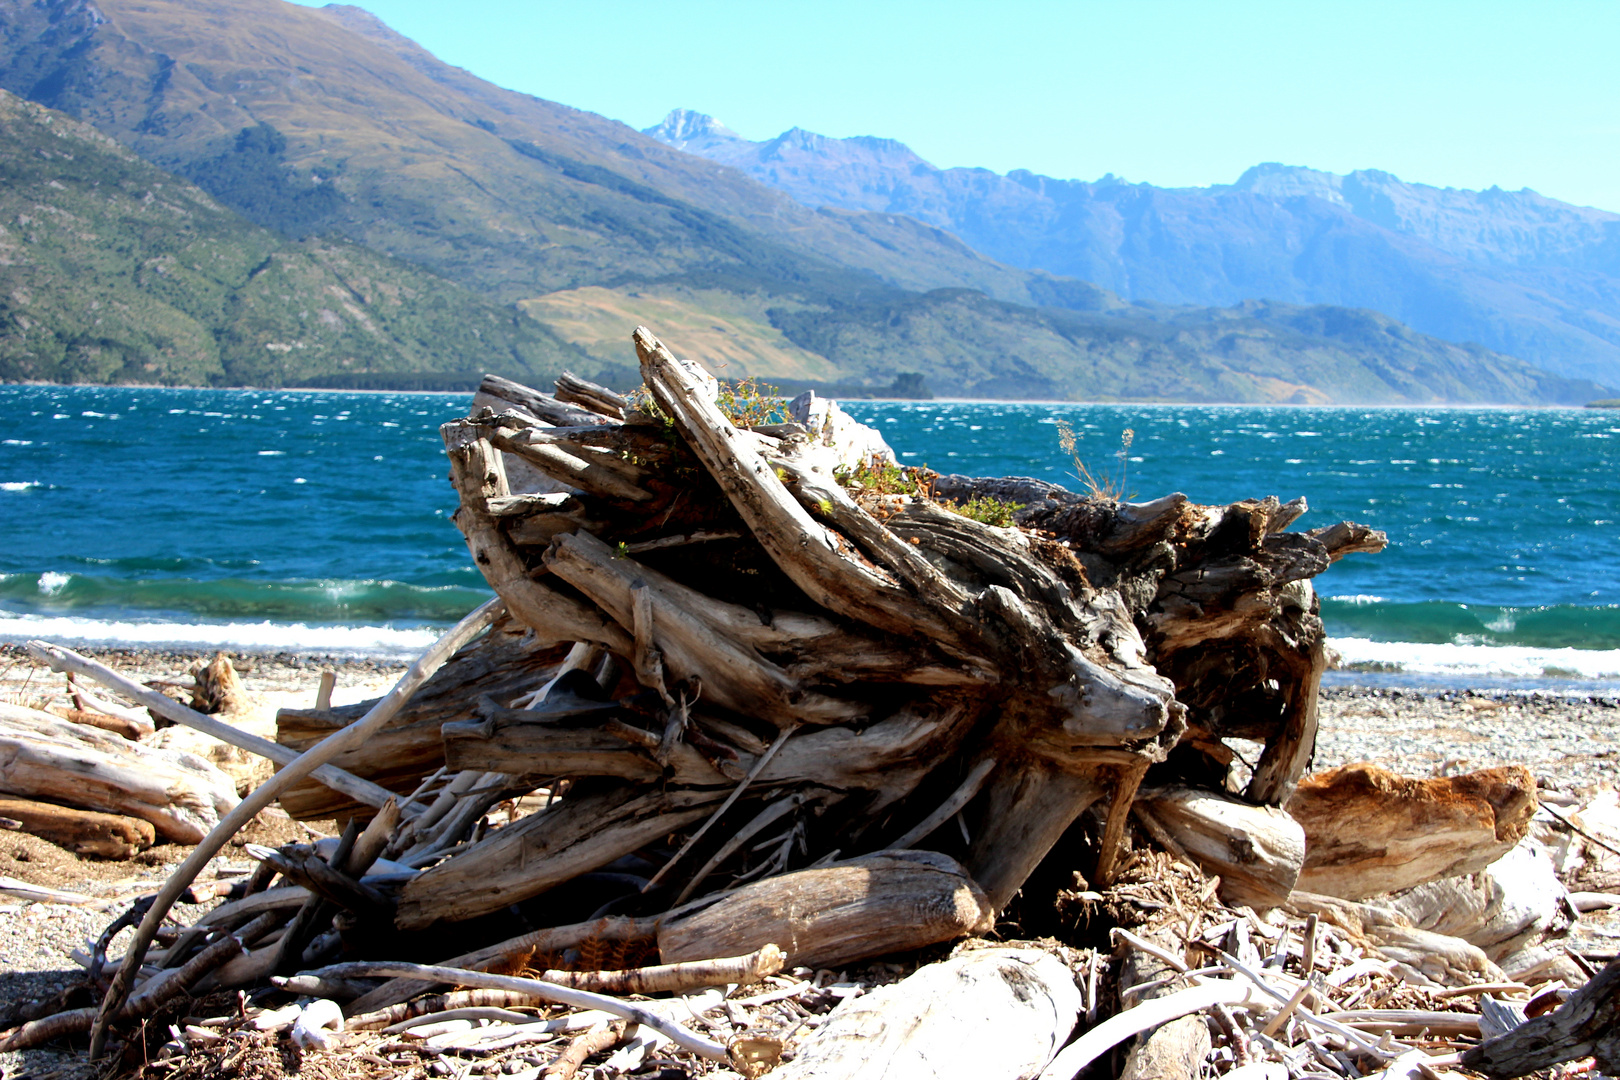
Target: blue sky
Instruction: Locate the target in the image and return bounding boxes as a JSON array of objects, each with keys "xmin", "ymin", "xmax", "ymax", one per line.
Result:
[{"xmin": 290, "ymin": 0, "xmax": 1619, "ymax": 212}]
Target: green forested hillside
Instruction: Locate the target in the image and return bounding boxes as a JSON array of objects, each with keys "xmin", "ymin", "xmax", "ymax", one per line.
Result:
[{"xmin": 0, "ymin": 89, "xmax": 584, "ymax": 386}]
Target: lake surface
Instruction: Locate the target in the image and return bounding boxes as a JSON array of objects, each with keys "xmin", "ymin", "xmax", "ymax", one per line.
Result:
[{"xmin": 2, "ymin": 386, "xmax": 1617, "ymax": 689}]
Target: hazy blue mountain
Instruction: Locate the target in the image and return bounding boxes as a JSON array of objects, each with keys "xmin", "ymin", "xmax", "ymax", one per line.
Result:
[{"xmin": 645, "ymin": 111, "xmax": 1620, "ymax": 387}]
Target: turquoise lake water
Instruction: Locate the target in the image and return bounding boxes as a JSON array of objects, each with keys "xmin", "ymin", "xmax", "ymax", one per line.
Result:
[{"xmin": 2, "ymin": 385, "xmax": 1617, "ymax": 689}]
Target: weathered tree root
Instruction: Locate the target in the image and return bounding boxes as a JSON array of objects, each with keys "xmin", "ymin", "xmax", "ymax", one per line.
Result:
[{"xmin": 332, "ymin": 328, "xmax": 1384, "ymax": 940}]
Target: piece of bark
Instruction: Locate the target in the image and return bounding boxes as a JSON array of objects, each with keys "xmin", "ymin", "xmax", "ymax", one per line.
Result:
[
  {"xmin": 538, "ymin": 943, "xmax": 784, "ymax": 995},
  {"xmin": 478, "ymin": 373, "xmax": 611, "ymax": 428},
  {"xmin": 189, "ymin": 652, "xmax": 254, "ymax": 716},
  {"xmin": 1286, "ymin": 763, "xmax": 1538, "ymax": 899},
  {"xmin": 658, "ymin": 850, "xmax": 993, "ymax": 971},
  {"xmin": 770, "ymin": 948, "xmax": 1080, "ymax": 1080},
  {"xmin": 554, "ymin": 371, "xmax": 628, "ymax": 421},
  {"xmin": 345, "ymin": 914, "xmax": 661, "ymax": 1015},
  {"xmin": 50, "ymin": 707, "xmax": 148, "ymax": 741},
  {"xmin": 0, "ymin": 794, "xmax": 154, "ymax": 858},
  {"xmin": 0, "ymin": 702, "xmax": 239, "ymax": 843},
  {"xmin": 1242, "ymin": 613, "xmax": 1325, "ymax": 806},
  {"xmin": 547, "ymin": 1021, "xmax": 625, "ymax": 1080},
  {"xmin": 258, "ymin": 850, "xmax": 394, "ymax": 922},
  {"xmin": 1134, "ymin": 784, "xmax": 1305, "ymax": 910},
  {"xmin": 1460, "ymin": 957, "xmax": 1620, "ymax": 1077},
  {"xmin": 0, "ymin": 875, "xmax": 108, "ymax": 905},
  {"xmin": 66, "ymin": 680, "xmax": 158, "ymax": 737}
]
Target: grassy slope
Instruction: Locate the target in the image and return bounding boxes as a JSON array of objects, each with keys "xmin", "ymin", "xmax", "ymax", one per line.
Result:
[
  {"xmin": 0, "ymin": 89, "xmax": 584, "ymax": 386},
  {"xmin": 515, "ymin": 281, "xmax": 1608, "ymax": 404},
  {"xmin": 770, "ymin": 291, "xmax": 1609, "ymax": 404},
  {"xmin": 520, "ymin": 285, "xmax": 841, "ymax": 384}
]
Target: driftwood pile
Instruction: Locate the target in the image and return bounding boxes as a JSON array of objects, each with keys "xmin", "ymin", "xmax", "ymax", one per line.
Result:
[{"xmin": 4, "ymin": 328, "xmax": 1619, "ymax": 1078}]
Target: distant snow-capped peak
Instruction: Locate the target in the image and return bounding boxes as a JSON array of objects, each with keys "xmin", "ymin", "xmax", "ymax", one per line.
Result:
[{"xmin": 643, "ymin": 109, "xmax": 743, "ymax": 151}]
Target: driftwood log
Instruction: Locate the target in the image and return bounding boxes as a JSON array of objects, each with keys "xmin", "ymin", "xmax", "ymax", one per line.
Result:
[
  {"xmin": 769, "ymin": 947, "xmax": 1081, "ymax": 1080},
  {"xmin": 0, "ymin": 794, "xmax": 155, "ymax": 858},
  {"xmin": 655, "ymin": 851, "xmax": 992, "ymax": 969},
  {"xmin": 1460, "ymin": 957, "xmax": 1620, "ymax": 1077},
  {"xmin": 0, "ymin": 702, "xmax": 239, "ymax": 843},
  {"xmin": 292, "ymin": 327, "xmax": 1386, "ymax": 949},
  {"xmin": 1133, "ymin": 784, "xmax": 1305, "ymax": 910},
  {"xmin": 1286, "ymin": 763, "xmax": 1538, "ymax": 899}
]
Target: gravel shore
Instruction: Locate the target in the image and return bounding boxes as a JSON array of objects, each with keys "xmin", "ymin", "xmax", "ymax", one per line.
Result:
[{"xmin": 1315, "ymin": 684, "xmax": 1620, "ymax": 794}]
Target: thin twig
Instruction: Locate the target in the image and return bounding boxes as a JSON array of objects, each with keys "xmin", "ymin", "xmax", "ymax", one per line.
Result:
[
  {"xmin": 886, "ymin": 757, "xmax": 997, "ymax": 850},
  {"xmin": 307, "ymin": 962, "xmax": 729, "ymax": 1061},
  {"xmin": 1540, "ymin": 799, "xmax": 1620, "ymax": 860},
  {"xmin": 1112, "ymin": 927, "xmax": 1190, "ymax": 973},
  {"xmin": 676, "ymin": 794, "xmax": 806, "ymax": 905},
  {"xmin": 643, "ymin": 723, "xmax": 796, "ymax": 893},
  {"xmin": 1219, "ymin": 950, "xmax": 1398, "ymax": 1061}
]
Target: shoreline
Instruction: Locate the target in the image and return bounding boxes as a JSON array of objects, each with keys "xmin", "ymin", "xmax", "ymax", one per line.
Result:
[
  {"xmin": 7, "ymin": 638, "xmax": 1618, "ymax": 697},
  {"xmin": 0, "ymin": 380, "xmax": 1599, "ymax": 409}
]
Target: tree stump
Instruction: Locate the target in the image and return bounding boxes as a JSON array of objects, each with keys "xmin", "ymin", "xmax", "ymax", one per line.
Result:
[{"xmin": 283, "ymin": 329, "xmax": 1385, "ymax": 937}]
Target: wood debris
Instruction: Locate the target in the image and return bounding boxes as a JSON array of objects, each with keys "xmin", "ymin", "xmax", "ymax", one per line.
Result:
[{"xmin": 3, "ymin": 328, "xmax": 1618, "ymax": 1078}]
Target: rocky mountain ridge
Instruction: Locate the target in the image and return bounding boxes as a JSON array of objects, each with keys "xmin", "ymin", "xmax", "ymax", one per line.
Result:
[{"xmin": 645, "ymin": 110, "xmax": 1620, "ymax": 387}]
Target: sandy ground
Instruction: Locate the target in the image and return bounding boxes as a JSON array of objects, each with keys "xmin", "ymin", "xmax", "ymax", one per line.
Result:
[{"xmin": 0, "ymin": 645, "xmax": 1616, "ymax": 1076}]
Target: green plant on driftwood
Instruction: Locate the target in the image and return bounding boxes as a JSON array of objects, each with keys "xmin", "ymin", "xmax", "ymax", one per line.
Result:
[
  {"xmin": 1056, "ymin": 419, "xmax": 1138, "ymax": 501},
  {"xmin": 832, "ymin": 458, "xmax": 1018, "ymax": 526}
]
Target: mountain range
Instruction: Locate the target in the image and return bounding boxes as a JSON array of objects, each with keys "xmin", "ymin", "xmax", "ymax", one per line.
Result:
[
  {"xmin": 0, "ymin": 0, "xmax": 1609, "ymax": 404},
  {"xmin": 647, "ymin": 109, "xmax": 1620, "ymax": 389}
]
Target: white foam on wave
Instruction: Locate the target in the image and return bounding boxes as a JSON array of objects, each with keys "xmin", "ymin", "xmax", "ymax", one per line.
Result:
[
  {"xmin": 1331, "ymin": 637, "xmax": 1620, "ymax": 681},
  {"xmin": 1, "ymin": 481, "xmax": 41, "ymax": 492},
  {"xmin": 0, "ymin": 612, "xmax": 440, "ymax": 658}
]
